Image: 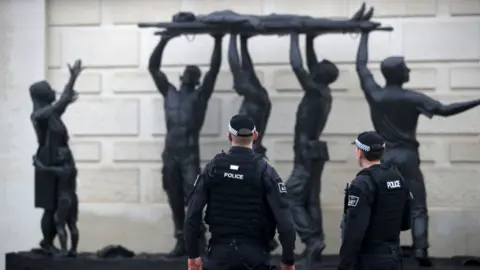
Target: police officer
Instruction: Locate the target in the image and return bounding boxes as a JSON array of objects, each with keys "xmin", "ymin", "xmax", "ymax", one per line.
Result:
[
  {"xmin": 338, "ymin": 131, "xmax": 412, "ymax": 270},
  {"xmin": 184, "ymin": 114, "xmax": 296, "ymax": 270}
]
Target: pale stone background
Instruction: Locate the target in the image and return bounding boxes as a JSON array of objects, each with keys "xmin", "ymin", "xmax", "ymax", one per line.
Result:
[{"xmin": 1, "ymin": 0, "xmax": 480, "ymax": 268}]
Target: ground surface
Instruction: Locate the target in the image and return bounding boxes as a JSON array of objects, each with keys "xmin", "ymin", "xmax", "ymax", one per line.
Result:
[{"xmin": 6, "ymin": 250, "xmax": 480, "ymax": 270}]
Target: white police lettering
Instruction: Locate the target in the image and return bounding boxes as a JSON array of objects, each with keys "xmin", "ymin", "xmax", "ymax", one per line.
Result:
[
  {"xmin": 278, "ymin": 182, "xmax": 287, "ymax": 194},
  {"xmin": 386, "ymin": 180, "xmax": 401, "ymax": 189},
  {"xmin": 348, "ymin": 195, "xmax": 359, "ymax": 207},
  {"xmin": 230, "ymin": 164, "xmax": 239, "ymax": 170},
  {"xmin": 224, "ymin": 172, "xmax": 244, "ymax": 180}
]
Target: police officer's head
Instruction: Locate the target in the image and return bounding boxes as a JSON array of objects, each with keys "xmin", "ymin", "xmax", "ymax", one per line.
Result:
[
  {"xmin": 352, "ymin": 131, "xmax": 385, "ymax": 168},
  {"xmin": 227, "ymin": 114, "xmax": 258, "ymax": 148}
]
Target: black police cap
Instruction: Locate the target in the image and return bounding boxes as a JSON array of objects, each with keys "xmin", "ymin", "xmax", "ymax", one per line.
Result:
[
  {"xmin": 351, "ymin": 131, "xmax": 385, "ymax": 152},
  {"xmin": 228, "ymin": 114, "xmax": 256, "ymax": 137}
]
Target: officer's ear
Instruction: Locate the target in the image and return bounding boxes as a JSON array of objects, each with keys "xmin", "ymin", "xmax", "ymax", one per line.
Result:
[
  {"xmin": 227, "ymin": 132, "xmax": 232, "ymax": 142},
  {"xmin": 253, "ymin": 130, "xmax": 259, "ymax": 141},
  {"xmin": 355, "ymin": 148, "xmax": 363, "ymax": 160}
]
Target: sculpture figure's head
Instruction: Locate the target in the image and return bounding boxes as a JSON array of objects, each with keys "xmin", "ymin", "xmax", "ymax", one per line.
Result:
[
  {"xmin": 381, "ymin": 56, "xmax": 410, "ymax": 86},
  {"xmin": 29, "ymin": 80, "xmax": 56, "ymax": 104},
  {"xmin": 312, "ymin": 59, "xmax": 339, "ymax": 85},
  {"xmin": 180, "ymin": 65, "xmax": 201, "ymax": 89}
]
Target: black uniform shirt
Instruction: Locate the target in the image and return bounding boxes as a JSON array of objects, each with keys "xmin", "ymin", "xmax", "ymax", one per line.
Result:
[
  {"xmin": 338, "ymin": 164, "xmax": 412, "ymax": 270},
  {"xmin": 338, "ymin": 173, "xmax": 374, "ymax": 270},
  {"xmin": 184, "ymin": 147, "xmax": 296, "ymax": 265}
]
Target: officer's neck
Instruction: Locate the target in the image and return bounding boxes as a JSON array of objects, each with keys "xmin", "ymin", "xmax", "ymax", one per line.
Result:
[
  {"xmin": 361, "ymin": 160, "xmax": 381, "ymax": 169},
  {"xmin": 231, "ymin": 143, "xmax": 253, "ymax": 149}
]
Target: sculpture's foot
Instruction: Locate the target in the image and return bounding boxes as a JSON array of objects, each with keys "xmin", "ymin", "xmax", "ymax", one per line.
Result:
[
  {"xmin": 268, "ymin": 239, "xmax": 279, "ymax": 252},
  {"xmin": 299, "ymin": 241, "xmax": 325, "ymax": 270},
  {"xmin": 68, "ymin": 250, "xmax": 78, "ymax": 257},
  {"xmin": 165, "ymin": 240, "xmax": 187, "ymax": 258},
  {"xmin": 34, "ymin": 240, "xmax": 59, "ymax": 255},
  {"xmin": 53, "ymin": 250, "xmax": 70, "ymax": 258},
  {"xmin": 303, "ymin": 240, "xmax": 325, "ymax": 261},
  {"xmin": 414, "ymin": 248, "xmax": 433, "ymax": 267}
]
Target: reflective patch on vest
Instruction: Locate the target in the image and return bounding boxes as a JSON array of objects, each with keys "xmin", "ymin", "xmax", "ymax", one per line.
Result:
[
  {"xmin": 224, "ymin": 172, "xmax": 244, "ymax": 180},
  {"xmin": 278, "ymin": 182, "xmax": 287, "ymax": 194},
  {"xmin": 348, "ymin": 195, "xmax": 359, "ymax": 207},
  {"xmin": 230, "ymin": 164, "xmax": 239, "ymax": 170},
  {"xmin": 409, "ymin": 191, "xmax": 414, "ymax": 199},
  {"xmin": 386, "ymin": 180, "xmax": 401, "ymax": 189},
  {"xmin": 193, "ymin": 175, "xmax": 199, "ymax": 186}
]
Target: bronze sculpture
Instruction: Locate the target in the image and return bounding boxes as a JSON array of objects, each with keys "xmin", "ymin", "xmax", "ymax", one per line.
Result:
[
  {"xmin": 148, "ymin": 32, "xmax": 223, "ymax": 257},
  {"xmin": 355, "ymin": 26, "xmax": 480, "ymax": 267},
  {"xmin": 30, "ymin": 59, "xmax": 84, "ymax": 257},
  {"xmin": 138, "ymin": 4, "xmax": 389, "ymax": 36},
  {"xmin": 33, "ymin": 148, "xmax": 79, "ymax": 257},
  {"xmin": 285, "ymin": 32, "xmax": 337, "ymax": 268},
  {"xmin": 228, "ymin": 33, "xmax": 271, "ymax": 158}
]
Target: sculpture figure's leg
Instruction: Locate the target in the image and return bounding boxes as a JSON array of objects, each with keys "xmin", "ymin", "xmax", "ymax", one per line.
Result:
[
  {"xmin": 286, "ymin": 164, "xmax": 312, "ymax": 243},
  {"xmin": 53, "ymin": 194, "xmax": 70, "ymax": 257},
  {"xmin": 383, "ymin": 148, "xmax": 431, "ymax": 266},
  {"xmin": 287, "ymin": 163, "xmax": 324, "ymax": 270},
  {"xmin": 40, "ymin": 209, "xmax": 57, "ymax": 251},
  {"xmin": 181, "ymin": 152, "xmax": 206, "ymax": 255},
  {"xmin": 410, "ymin": 168, "xmax": 431, "ymax": 266},
  {"xmin": 307, "ymin": 159, "xmax": 326, "ymax": 245},
  {"xmin": 67, "ymin": 193, "xmax": 79, "ymax": 256},
  {"xmin": 36, "ymin": 169, "xmax": 58, "ymax": 254},
  {"xmin": 162, "ymin": 153, "xmax": 186, "ymax": 257}
]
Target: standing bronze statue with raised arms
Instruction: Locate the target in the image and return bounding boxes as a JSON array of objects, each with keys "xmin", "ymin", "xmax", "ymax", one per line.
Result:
[
  {"xmin": 228, "ymin": 33, "xmax": 272, "ymax": 159},
  {"xmin": 355, "ymin": 26, "xmax": 480, "ymax": 267},
  {"xmin": 30, "ymin": 60, "xmax": 84, "ymax": 257},
  {"xmin": 285, "ymin": 31, "xmax": 338, "ymax": 269},
  {"xmin": 148, "ymin": 32, "xmax": 224, "ymax": 257}
]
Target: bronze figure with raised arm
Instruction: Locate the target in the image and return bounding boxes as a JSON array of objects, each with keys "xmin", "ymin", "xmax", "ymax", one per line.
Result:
[
  {"xmin": 148, "ymin": 32, "xmax": 224, "ymax": 257},
  {"xmin": 228, "ymin": 33, "xmax": 272, "ymax": 158},
  {"xmin": 285, "ymin": 32, "xmax": 339, "ymax": 269},
  {"xmin": 30, "ymin": 60, "xmax": 84, "ymax": 257},
  {"xmin": 356, "ymin": 25, "xmax": 480, "ymax": 267}
]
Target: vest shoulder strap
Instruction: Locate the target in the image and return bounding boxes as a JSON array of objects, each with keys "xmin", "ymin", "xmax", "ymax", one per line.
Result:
[{"xmin": 357, "ymin": 169, "xmax": 376, "ymax": 192}]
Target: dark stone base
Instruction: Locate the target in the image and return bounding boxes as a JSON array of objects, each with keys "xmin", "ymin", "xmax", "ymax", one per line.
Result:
[{"xmin": 6, "ymin": 250, "xmax": 480, "ymax": 270}]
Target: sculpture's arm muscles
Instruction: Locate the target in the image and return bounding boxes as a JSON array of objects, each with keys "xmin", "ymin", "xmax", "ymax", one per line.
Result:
[
  {"xmin": 438, "ymin": 100, "xmax": 480, "ymax": 116},
  {"xmin": 32, "ymin": 155, "xmax": 64, "ymax": 173},
  {"xmin": 148, "ymin": 37, "xmax": 171, "ymax": 97},
  {"xmin": 414, "ymin": 93, "xmax": 480, "ymax": 118},
  {"xmin": 356, "ymin": 32, "xmax": 381, "ymax": 102},
  {"xmin": 240, "ymin": 36, "xmax": 262, "ymax": 88},
  {"xmin": 200, "ymin": 36, "xmax": 222, "ymax": 100},
  {"xmin": 229, "ymin": 34, "xmax": 251, "ymax": 96},
  {"xmin": 306, "ymin": 34, "xmax": 318, "ymax": 72},
  {"xmin": 290, "ymin": 33, "xmax": 316, "ymax": 94}
]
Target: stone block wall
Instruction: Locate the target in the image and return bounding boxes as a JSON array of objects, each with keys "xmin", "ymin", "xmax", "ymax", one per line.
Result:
[{"xmin": 45, "ymin": 0, "xmax": 480, "ymax": 256}]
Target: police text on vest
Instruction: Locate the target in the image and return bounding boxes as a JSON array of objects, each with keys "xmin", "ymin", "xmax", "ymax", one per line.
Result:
[
  {"xmin": 224, "ymin": 172, "xmax": 244, "ymax": 180},
  {"xmin": 386, "ymin": 180, "xmax": 401, "ymax": 189}
]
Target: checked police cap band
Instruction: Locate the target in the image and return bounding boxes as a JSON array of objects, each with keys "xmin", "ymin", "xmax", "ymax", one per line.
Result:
[
  {"xmin": 228, "ymin": 114, "xmax": 256, "ymax": 137},
  {"xmin": 352, "ymin": 131, "xmax": 385, "ymax": 152}
]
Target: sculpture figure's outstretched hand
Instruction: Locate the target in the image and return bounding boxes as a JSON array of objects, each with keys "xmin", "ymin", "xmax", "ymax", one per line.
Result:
[
  {"xmin": 67, "ymin": 59, "xmax": 85, "ymax": 79},
  {"xmin": 351, "ymin": 3, "xmax": 374, "ymax": 21},
  {"xmin": 65, "ymin": 59, "xmax": 83, "ymax": 102},
  {"xmin": 351, "ymin": 3, "xmax": 367, "ymax": 21},
  {"xmin": 350, "ymin": 4, "xmax": 381, "ymax": 33}
]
